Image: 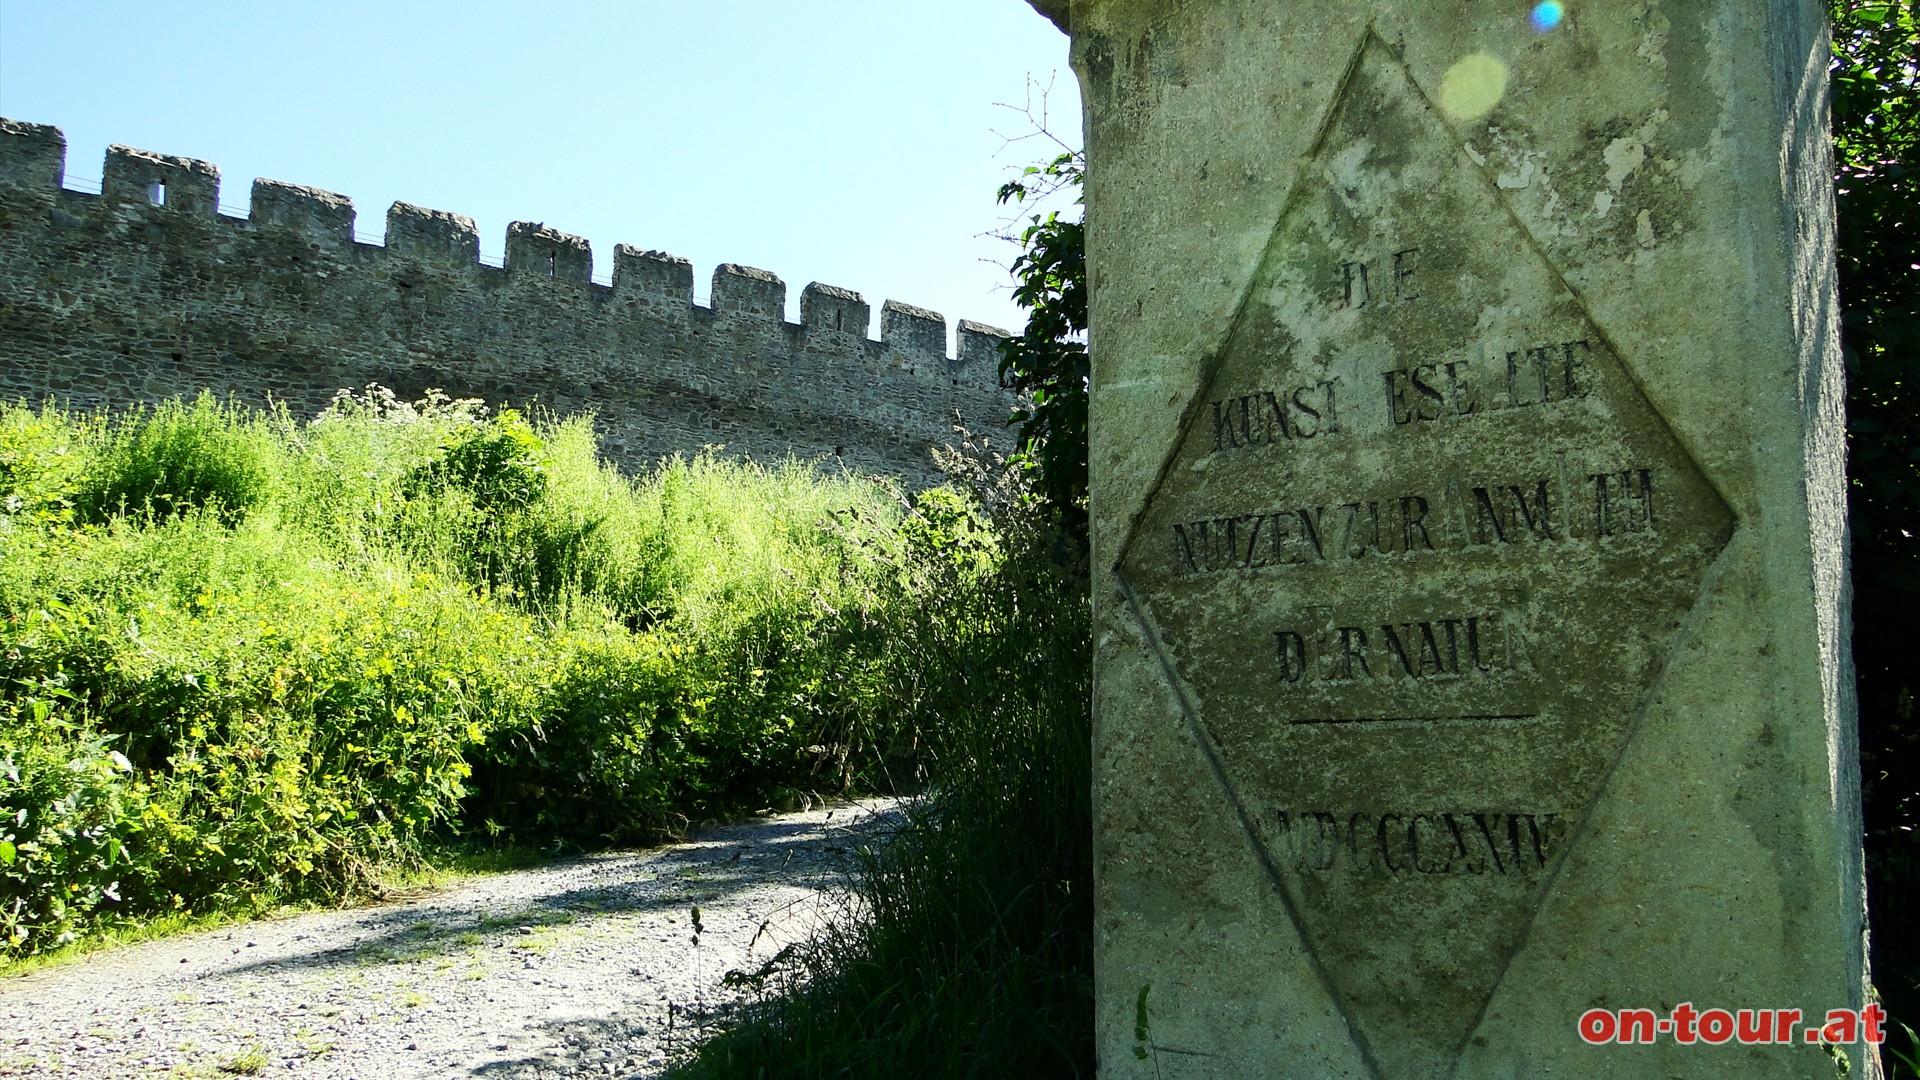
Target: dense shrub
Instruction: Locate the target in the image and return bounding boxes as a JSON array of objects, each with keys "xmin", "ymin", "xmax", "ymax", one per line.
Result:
[
  {"xmin": 0, "ymin": 404, "xmax": 87, "ymax": 519},
  {"xmin": 0, "ymin": 391, "xmax": 991, "ymax": 959},
  {"xmin": 74, "ymin": 395, "xmax": 278, "ymax": 526},
  {"xmin": 0, "ymin": 700, "xmax": 147, "ymax": 951},
  {"xmin": 0, "ymin": 511, "xmax": 552, "ymax": 944},
  {"xmin": 466, "ymin": 633, "xmax": 693, "ymax": 843},
  {"xmin": 672, "ymin": 461, "xmax": 1095, "ymax": 1079},
  {"xmin": 1833, "ymin": 0, "xmax": 1920, "ymax": 1047},
  {"xmin": 458, "ymin": 452, "xmax": 983, "ymax": 842},
  {"xmin": 413, "ymin": 407, "xmax": 548, "ymax": 515}
]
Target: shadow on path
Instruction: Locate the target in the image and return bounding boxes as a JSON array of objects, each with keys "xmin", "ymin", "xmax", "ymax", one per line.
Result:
[
  {"xmin": 211, "ymin": 804, "xmax": 903, "ymax": 980},
  {"xmin": 467, "ymin": 1013, "xmax": 737, "ymax": 1079}
]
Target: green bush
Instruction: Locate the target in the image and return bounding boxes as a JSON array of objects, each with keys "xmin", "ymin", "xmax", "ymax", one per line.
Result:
[
  {"xmin": 424, "ymin": 407, "xmax": 548, "ymax": 514},
  {"xmin": 0, "ymin": 389, "xmax": 1007, "ymax": 959},
  {"xmin": 0, "ymin": 404, "xmax": 88, "ymax": 520},
  {"xmin": 672, "ymin": 475, "xmax": 1095, "ymax": 1080},
  {"xmin": 74, "ymin": 395, "xmax": 278, "ymax": 526},
  {"xmin": 466, "ymin": 633, "xmax": 692, "ymax": 843},
  {"xmin": 462, "ymin": 458, "xmax": 1001, "ymax": 841},
  {"xmin": 0, "ymin": 511, "xmax": 557, "ymax": 954},
  {"xmin": 0, "ymin": 698, "xmax": 147, "ymax": 952}
]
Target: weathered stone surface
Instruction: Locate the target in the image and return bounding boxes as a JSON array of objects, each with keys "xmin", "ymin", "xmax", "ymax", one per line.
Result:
[
  {"xmin": 0, "ymin": 118, "xmax": 1015, "ymax": 485},
  {"xmin": 1124, "ymin": 34, "xmax": 1738, "ymax": 1074},
  {"xmin": 1026, "ymin": 0, "xmax": 1070, "ymax": 32},
  {"xmin": 1045, "ymin": 1, "xmax": 1866, "ymax": 1076}
]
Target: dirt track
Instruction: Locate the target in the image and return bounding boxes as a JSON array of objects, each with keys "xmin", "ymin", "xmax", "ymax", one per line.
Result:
[{"xmin": 2, "ymin": 799, "xmax": 900, "ymax": 1079}]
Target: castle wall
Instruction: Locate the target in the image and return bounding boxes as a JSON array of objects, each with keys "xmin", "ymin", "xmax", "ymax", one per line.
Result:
[{"xmin": 0, "ymin": 118, "xmax": 1016, "ymax": 484}]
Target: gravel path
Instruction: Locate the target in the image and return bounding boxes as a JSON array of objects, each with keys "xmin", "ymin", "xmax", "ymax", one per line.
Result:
[{"xmin": 2, "ymin": 799, "xmax": 902, "ymax": 1079}]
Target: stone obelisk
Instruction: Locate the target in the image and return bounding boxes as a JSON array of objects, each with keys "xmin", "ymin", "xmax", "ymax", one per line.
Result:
[{"xmin": 1027, "ymin": 0, "xmax": 1870, "ymax": 1075}]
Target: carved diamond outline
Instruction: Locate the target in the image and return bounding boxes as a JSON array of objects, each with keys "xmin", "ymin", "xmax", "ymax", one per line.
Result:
[{"xmin": 1112, "ymin": 30, "xmax": 1736, "ymax": 1080}]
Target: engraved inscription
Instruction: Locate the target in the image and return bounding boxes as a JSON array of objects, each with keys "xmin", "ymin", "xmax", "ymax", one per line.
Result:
[
  {"xmin": 1591, "ymin": 468, "xmax": 1656, "ymax": 535},
  {"xmin": 1168, "ymin": 466, "xmax": 1663, "ymax": 573},
  {"xmin": 1506, "ymin": 340, "xmax": 1593, "ymax": 408},
  {"xmin": 1115, "ymin": 35, "xmax": 1736, "ymax": 1073},
  {"xmin": 1383, "ymin": 361, "xmax": 1476, "ymax": 424},
  {"xmin": 1207, "ymin": 381, "xmax": 1342, "ymax": 454},
  {"xmin": 1381, "ymin": 339, "xmax": 1594, "ymax": 426},
  {"xmin": 1272, "ymin": 809, "xmax": 1564, "ymax": 877},
  {"xmin": 1171, "ymin": 494, "xmax": 1434, "ymax": 572},
  {"xmin": 1336, "ymin": 247, "xmax": 1422, "ymax": 309},
  {"xmin": 1272, "ymin": 610, "xmax": 1525, "ymax": 688},
  {"xmin": 1467, "ymin": 481, "xmax": 1553, "ymax": 545}
]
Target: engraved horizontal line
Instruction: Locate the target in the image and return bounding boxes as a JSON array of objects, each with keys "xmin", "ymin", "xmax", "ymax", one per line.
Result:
[{"xmin": 1292, "ymin": 713, "xmax": 1542, "ymax": 726}]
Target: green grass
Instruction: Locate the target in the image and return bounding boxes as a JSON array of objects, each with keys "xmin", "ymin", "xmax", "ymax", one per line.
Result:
[
  {"xmin": 0, "ymin": 835, "xmax": 564, "ymax": 978},
  {"xmin": 1, "ymin": 386, "xmax": 1104, "ymax": 1077},
  {"xmin": 0, "ymin": 903, "xmax": 310, "ymax": 979},
  {"xmin": 669, "ymin": 476, "xmax": 1095, "ymax": 1080},
  {"xmin": 216, "ymin": 1046, "xmax": 268, "ymax": 1075},
  {"xmin": 1, "ymin": 388, "xmax": 1005, "ymax": 960}
]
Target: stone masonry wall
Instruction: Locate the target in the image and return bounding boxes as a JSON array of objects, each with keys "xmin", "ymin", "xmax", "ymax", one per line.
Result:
[{"xmin": 0, "ymin": 118, "xmax": 1016, "ymax": 484}]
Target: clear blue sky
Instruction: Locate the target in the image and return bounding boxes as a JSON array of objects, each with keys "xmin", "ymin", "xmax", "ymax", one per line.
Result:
[{"xmin": 0, "ymin": 1, "xmax": 1079, "ymax": 343}]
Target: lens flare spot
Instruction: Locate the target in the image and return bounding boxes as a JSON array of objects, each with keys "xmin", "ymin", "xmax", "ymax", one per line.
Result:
[
  {"xmin": 1531, "ymin": 1, "xmax": 1565, "ymax": 31},
  {"xmin": 1439, "ymin": 53, "xmax": 1509, "ymax": 122}
]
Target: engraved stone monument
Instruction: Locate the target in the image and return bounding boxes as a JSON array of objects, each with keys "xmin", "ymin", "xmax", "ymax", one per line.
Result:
[{"xmin": 1028, "ymin": 0, "xmax": 1868, "ymax": 1075}]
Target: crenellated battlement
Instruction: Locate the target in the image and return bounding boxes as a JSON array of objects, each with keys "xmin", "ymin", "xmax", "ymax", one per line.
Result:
[
  {"xmin": 0, "ymin": 118, "xmax": 1016, "ymax": 482},
  {"xmin": 388, "ymin": 201, "xmax": 481, "ymax": 263},
  {"xmin": 253, "ymin": 179, "xmax": 355, "ymax": 246}
]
